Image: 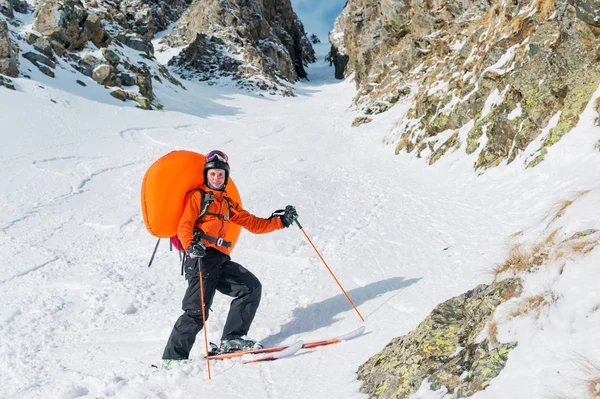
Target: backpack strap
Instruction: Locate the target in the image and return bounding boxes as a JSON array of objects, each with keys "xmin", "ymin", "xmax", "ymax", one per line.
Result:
[
  {"xmin": 196, "ymin": 232, "xmax": 233, "ymax": 248},
  {"xmin": 188, "ymin": 189, "xmax": 233, "ymax": 248},
  {"xmin": 187, "ymin": 188, "xmax": 232, "ymax": 222},
  {"xmin": 184, "ymin": 188, "xmax": 214, "ymax": 224},
  {"xmin": 202, "ymin": 195, "xmax": 230, "ymax": 220}
]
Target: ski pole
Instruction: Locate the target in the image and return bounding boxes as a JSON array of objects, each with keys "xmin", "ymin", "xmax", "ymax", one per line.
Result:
[
  {"xmin": 147, "ymin": 238, "xmax": 161, "ymax": 267},
  {"xmin": 199, "ymin": 271, "xmax": 212, "ymax": 379},
  {"xmin": 294, "ymin": 218, "xmax": 365, "ymax": 322}
]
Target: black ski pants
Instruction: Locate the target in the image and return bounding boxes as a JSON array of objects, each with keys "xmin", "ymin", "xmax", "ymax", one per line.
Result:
[{"xmin": 162, "ymin": 248, "xmax": 262, "ymax": 360}]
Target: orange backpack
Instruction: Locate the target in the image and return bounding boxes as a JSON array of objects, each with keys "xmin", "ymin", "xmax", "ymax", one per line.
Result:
[{"xmin": 141, "ymin": 150, "xmax": 242, "ymax": 267}]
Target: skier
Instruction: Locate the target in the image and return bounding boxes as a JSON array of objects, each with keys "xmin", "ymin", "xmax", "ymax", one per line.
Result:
[{"xmin": 162, "ymin": 150, "xmax": 298, "ymax": 362}]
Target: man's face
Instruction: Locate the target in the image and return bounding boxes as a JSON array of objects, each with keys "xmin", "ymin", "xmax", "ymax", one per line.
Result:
[{"xmin": 207, "ymin": 169, "xmax": 226, "ymax": 189}]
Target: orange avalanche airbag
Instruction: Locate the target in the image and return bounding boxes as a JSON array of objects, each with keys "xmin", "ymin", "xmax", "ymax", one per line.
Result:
[{"xmin": 141, "ymin": 150, "xmax": 242, "ymax": 250}]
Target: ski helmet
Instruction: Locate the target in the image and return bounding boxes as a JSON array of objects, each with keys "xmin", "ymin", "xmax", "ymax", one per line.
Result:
[{"xmin": 204, "ymin": 150, "xmax": 230, "ymax": 189}]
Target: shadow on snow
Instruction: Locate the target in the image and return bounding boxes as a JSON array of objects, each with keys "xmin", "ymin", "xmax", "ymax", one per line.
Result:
[{"xmin": 261, "ymin": 276, "xmax": 422, "ymax": 346}]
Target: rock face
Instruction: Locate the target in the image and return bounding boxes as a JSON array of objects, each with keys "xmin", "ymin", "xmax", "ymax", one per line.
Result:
[
  {"xmin": 164, "ymin": 0, "xmax": 315, "ymax": 94},
  {"xmin": 113, "ymin": 0, "xmax": 192, "ymax": 41},
  {"xmin": 330, "ymin": 0, "xmax": 600, "ymax": 169},
  {"xmin": 0, "ymin": 19, "xmax": 19, "ymax": 77},
  {"xmin": 18, "ymin": 0, "xmax": 191, "ymax": 107},
  {"xmin": 30, "ymin": 0, "xmax": 189, "ymax": 53},
  {"xmin": 169, "ymin": 33, "xmax": 242, "ymax": 81},
  {"xmin": 33, "ymin": 0, "xmax": 89, "ymax": 51},
  {"xmin": 357, "ymin": 278, "xmax": 522, "ymax": 398},
  {"xmin": 4, "ymin": 0, "xmax": 312, "ymax": 101}
]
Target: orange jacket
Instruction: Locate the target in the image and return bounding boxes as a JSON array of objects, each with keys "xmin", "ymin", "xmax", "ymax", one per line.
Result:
[{"xmin": 177, "ymin": 184, "xmax": 284, "ymax": 255}]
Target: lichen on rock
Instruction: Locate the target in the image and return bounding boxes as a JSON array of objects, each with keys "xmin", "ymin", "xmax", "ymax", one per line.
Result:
[{"xmin": 357, "ymin": 278, "xmax": 522, "ymax": 398}]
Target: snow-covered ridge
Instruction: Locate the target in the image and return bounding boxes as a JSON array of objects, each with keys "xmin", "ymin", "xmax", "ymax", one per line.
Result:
[{"xmin": 1, "ymin": 33, "xmax": 599, "ymax": 398}]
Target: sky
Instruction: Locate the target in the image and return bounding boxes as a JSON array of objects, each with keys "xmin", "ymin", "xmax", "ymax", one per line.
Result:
[
  {"xmin": 1, "ymin": 6, "xmax": 600, "ymax": 399},
  {"xmin": 290, "ymin": 0, "xmax": 347, "ymax": 40}
]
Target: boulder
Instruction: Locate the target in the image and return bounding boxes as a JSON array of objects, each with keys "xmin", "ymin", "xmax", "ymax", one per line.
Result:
[
  {"xmin": 33, "ymin": 0, "xmax": 88, "ymax": 51},
  {"xmin": 115, "ymin": 32, "xmax": 154, "ymax": 55},
  {"xmin": 101, "ymin": 48, "xmax": 120, "ymax": 67},
  {"xmin": 92, "ymin": 64, "xmax": 111, "ymax": 85},
  {"xmin": 23, "ymin": 51, "xmax": 55, "ymax": 68},
  {"xmin": 118, "ymin": 73, "xmax": 136, "ymax": 86},
  {"xmin": 0, "ymin": 19, "xmax": 18, "ymax": 77},
  {"xmin": 358, "ymin": 278, "xmax": 522, "ymax": 398},
  {"xmin": 24, "ymin": 33, "xmax": 54, "ymax": 59},
  {"xmin": 109, "ymin": 88, "xmax": 128, "ymax": 101},
  {"xmin": 0, "ymin": 74, "xmax": 15, "ymax": 90},
  {"xmin": 11, "ymin": 0, "xmax": 27, "ymax": 14},
  {"xmin": 0, "ymin": 0, "xmax": 13, "ymax": 18},
  {"xmin": 135, "ymin": 66, "xmax": 154, "ymax": 101},
  {"xmin": 84, "ymin": 12, "xmax": 111, "ymax": 47},
  {"xmin": 352, "ymin": 116, "xmax": 373, "ymax": 127},
  {"xmin": 67, "ymin": 53, "xmax": 102, "ymax": 77},
  {"xmin": 134, "ymin": 96, "xmax": 151, "ymax": 110}
]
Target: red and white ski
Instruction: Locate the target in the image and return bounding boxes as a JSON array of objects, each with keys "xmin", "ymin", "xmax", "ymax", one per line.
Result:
[
  {"xmin": 207, "ymin": 326, "xmax": 366, "ymax": 361},
  {"xmin": 243, "ymin": 340, "xmax": 304, "ymax": 364}
]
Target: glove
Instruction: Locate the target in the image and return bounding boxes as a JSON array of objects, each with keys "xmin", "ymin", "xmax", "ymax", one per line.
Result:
[
  {"xmin": 187, "ymin": 240, "xmax": 206, "ymax": 259},
  {"xmin": 279, "ymin": 205, "xmax": 298, "ymax": 228}
]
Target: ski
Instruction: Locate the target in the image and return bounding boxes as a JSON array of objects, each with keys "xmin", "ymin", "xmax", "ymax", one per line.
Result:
[
  {"xmin": 207, "ymin": 325, "xmax": 365, "ymax": 361},
  {"xmin": 243, "ymin": 340, "xmax": 304, "ymax": 364}
]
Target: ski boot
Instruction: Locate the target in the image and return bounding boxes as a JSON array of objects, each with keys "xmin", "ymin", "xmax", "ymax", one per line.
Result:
[
  {"xmin": 207, "ymin": 342, "xmax": 221, "ymax": 356},
  {"xmin": 219, "ymin": 337, "xmax": 263, "ymax": 353},
  {"xmin": 152, "ymin": 358, "xmax": 189, "ymax": 370}
]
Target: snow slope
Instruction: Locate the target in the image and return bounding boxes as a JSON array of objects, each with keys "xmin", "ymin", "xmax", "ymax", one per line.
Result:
[{"xmin": 1, "ymin": 43, "xmax": 599, "ymax": 399}]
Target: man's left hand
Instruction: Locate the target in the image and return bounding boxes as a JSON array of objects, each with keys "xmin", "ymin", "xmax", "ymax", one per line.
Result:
[{"xmin": 280, "ymin": 205, "xmax": 298, "ymax": 228}]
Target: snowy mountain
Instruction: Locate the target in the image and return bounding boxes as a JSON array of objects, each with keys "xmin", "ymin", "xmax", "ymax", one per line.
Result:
[{"xmin": 2, "ymin": 3, "xmax": 600, "ymax": 399}]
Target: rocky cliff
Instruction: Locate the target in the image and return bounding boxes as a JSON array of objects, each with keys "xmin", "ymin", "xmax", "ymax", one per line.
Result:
[
  {"xmin": 163, "ymin": 0, "xmax": 315, "ymax": 95},
  {"xmin": 330, "ymin": 0, "xmax": 600, "ymax": 169},
  {"xmin": 0, "ymin": 0, "xmax": 314, "ymax": 104}
]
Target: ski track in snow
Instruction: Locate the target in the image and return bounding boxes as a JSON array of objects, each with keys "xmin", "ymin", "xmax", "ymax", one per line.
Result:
[{"xmin": 1, "ymin": 42, "xmax": 600, "ymax": 399}]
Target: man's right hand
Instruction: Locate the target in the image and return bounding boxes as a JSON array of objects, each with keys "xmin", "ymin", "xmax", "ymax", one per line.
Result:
[{"xmin": 187, "ymin": 241, "xmax": 206, "ymax": 259}]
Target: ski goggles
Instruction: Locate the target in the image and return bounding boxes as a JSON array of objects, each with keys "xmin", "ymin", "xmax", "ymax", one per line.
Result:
[{"xmin": 206, "ymin": 150, "xmax": 228, "ymax": 163}]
